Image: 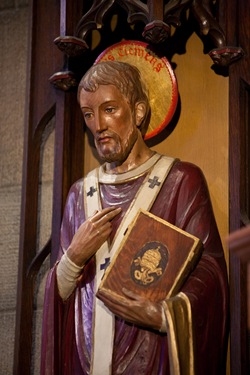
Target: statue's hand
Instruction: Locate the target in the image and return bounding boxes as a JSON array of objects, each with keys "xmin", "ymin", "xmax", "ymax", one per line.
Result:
[
  {"xmin": 98, "ymin": 287, "xmax": 163, "ymax": 331},
  {"xmin": 67, "ymin": 206, "xmax": 122, "ymax": 267}
]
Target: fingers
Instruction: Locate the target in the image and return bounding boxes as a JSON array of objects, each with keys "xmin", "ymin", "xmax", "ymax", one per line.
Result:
[
  {"xmin": 98, "ymin": 289, "xmax": 163, "ymax": 330},
  {"xmin": 121, "ymin": 288, "xmax": 142, "ymax": 301},
  {"xmin": 90, "ymin": 206, "xmax": 122, "ymax": 224},
  {"xmin": 98, "ymin": 290, "xmax": 142, "ymax": 325},
  {"xmin": 86, "ymin": 206, "xmax": 121, "ymax": 241},
  {"xmin": 89, "ymin": 207, "xmax": 122, "ymax": 234}
]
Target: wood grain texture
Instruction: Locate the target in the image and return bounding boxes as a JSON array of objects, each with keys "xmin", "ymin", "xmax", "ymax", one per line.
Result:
[{"xmin": 97, "ymin": 210, "xmax": 202, "ymax": 303}]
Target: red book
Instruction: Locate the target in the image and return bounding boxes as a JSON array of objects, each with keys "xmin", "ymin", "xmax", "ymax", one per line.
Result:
[{"xmin": 97, "ymin": 209, "xmax": 203, "ymax": 303}]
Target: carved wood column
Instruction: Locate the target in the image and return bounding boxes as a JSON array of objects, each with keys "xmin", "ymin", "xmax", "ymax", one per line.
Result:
[
  {"xmin": 49, "ymin": 0, "xmax": 85, "ymax": 266},
  {"xmin": 13, "ymin": 1, "xmax": 85, "ymax": 373},
  {"xmin": 227, "ymin": 0, "xmax": 250, "ymax": 374},
  {"xmin": 13, "ymin": 1, "xmax": 61, "ymax": 373}
]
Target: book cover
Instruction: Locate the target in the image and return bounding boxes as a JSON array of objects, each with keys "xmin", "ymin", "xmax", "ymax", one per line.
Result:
[{"xmin": 97, "ymin": 209, "xmax": 203, "ymax": 303}]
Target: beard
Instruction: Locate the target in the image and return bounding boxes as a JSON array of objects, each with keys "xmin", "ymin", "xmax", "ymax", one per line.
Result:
[{"xmin": 95, "ymin": 125, "xmax": 138, "ymax": 164}]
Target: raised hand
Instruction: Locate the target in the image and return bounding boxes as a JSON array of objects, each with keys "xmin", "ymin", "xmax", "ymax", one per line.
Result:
[{"xmin": 67, "ymin": 206, "xmax": 122, "ymax": 267}]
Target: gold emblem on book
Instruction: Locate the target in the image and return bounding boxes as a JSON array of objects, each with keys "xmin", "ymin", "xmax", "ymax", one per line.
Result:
[{"xmin": 133, "ymin": 246, "xmax": 163, "ymax": 285}]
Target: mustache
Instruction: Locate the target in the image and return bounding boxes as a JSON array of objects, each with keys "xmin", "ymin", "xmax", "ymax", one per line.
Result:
[{"xmin": 95, "ymin": 132, "xmax": 118, "ymax": 141}]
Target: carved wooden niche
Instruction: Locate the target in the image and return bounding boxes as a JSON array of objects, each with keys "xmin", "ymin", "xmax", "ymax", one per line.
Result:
[{"xmin": 49, "ymin": 0, "xmax": 244, "ymax": 93}]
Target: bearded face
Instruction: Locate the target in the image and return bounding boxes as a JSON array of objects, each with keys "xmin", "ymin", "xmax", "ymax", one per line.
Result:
[{"xmin": 80, "ymin": 84, "xmax": 140, "ymax": 164}]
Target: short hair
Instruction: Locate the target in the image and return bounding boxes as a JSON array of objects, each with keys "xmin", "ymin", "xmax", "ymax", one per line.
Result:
[{"xmin": 78, "ymin": 61, "xmax": 151, "ymax": 136}]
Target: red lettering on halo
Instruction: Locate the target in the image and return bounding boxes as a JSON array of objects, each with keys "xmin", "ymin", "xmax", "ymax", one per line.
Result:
[
  {"xmin": 149, "ymin": 56, "xmax": 157, "ymax": 66},
  {"xmin": 154, "ymin": 62, "xmax": 164, "ymax": 72},
  {"xmin": 128, "ymin": 47, "xmax": 134, "ymax": 55},
  {"xmin": 118, "ymin": 47, "xmax": 125, "ymax": 57},
  {"xmin": 94, "ymin": 40, "xmax": 178, "ymax": 140},
  {"xmin": 134, "ymin": 47, "xmax": 144, "ymax": 57}
]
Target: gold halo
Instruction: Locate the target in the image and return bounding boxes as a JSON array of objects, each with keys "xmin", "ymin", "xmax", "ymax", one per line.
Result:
[{"xmin": 95, "ymin": 40, "xmax": 178, "ymax": 140}]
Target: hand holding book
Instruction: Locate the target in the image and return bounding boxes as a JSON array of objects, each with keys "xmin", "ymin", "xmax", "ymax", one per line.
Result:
[
  {"xmin": 97, "ymin": 285, "xmax": 164, "ymax": 331},
  {"xmin": 97, "ymin": 209, "xmax": 203, "ymax": 305}
]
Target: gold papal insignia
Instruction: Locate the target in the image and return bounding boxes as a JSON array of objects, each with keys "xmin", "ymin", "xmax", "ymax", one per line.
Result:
[{"xmin": 131, "ymin": 241, "xmax": 168, "ymax": 286}]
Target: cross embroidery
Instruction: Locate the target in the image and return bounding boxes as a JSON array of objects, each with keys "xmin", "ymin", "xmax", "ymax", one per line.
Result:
[
  {"xmin": 87, "ymin": 186, "xmax": 97, "ymax": 197},
  {"xmin": 100, "ymin": 257, "xmax": 110, "ymax": 271},
  {"xmin": 148, "ymin": 176, "xmax": 161, "ymax": 189}
]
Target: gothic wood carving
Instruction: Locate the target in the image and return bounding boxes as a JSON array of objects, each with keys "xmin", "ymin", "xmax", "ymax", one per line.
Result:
[
  {"xmin": 13, "ymin": 1, "xmax": 85, "ymax": 374},
  {"xmin": 50, "ymin": 0, "xmax": 244, "ymax": 91},
  {"xmin": 226, "ymin": 0, "xmax": 250, "ymax": 374}
]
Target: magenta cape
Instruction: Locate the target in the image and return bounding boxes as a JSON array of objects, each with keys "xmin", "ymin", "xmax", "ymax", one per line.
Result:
[{"xmin": 41, "ymin": 160, "xmax": 229, "ymax": 374}]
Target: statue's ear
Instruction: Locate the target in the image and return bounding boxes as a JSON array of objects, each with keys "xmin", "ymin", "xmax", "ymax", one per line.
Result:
[{"xmin": 135, "ymin": 102, "xmax": 147, "ymax": 127}]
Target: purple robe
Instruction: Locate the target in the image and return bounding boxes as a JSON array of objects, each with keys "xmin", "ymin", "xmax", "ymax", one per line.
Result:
[{"xmin": 41, "ymin": 160, "xmax": 229, "ymax": 374}]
